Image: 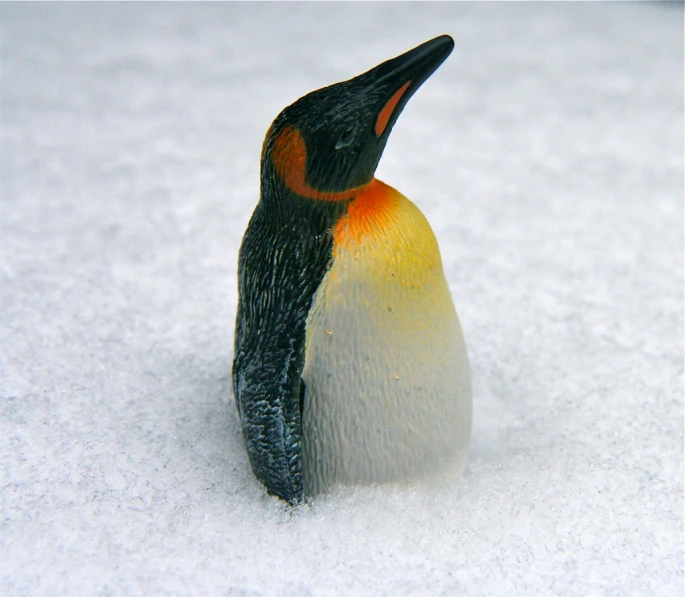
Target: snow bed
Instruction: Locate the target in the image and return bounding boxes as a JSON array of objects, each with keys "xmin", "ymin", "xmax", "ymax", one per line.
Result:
[{"xmin": 1, "ymin": 2, "xmax": 683, "ymax": 595}]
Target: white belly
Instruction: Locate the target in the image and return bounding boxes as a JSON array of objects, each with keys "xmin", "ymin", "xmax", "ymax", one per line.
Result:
[{"xmin": 301, "ymin": 182, "xmax": 472, "ymax": 495}]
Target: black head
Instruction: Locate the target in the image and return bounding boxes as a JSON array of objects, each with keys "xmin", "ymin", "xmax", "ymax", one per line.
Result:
[{"xmin": 262, "ymin": 35, "xmax": 455, "ymax": 202}]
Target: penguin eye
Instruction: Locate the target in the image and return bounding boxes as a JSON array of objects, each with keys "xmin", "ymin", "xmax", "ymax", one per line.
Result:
[{"xmin": 335, "ymin": 125, "xmax": 357, "ymax": 150}]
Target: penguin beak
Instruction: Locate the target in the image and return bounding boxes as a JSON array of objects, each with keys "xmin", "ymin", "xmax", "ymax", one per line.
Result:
[{"xmin": 369, "ymin": 35, "xmax": 455, "ymax": 137}]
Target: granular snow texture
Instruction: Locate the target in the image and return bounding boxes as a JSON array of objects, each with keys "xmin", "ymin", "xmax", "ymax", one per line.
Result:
[{"xmin": 1, "ymin": 2, "xmax": 683, "ymax": 596}]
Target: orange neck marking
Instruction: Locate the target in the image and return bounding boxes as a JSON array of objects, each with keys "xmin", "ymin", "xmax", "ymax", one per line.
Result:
[
  {"xmin": 333, "ymin": 178, "xmax": 396, "ymax": 246},
  {"xmin": 271, "ymin": 125, "xmax": 367, "ymax": 202},
  {"xmin": 375, "ymin": 81, "xmax": 411, "ymax": 137}
]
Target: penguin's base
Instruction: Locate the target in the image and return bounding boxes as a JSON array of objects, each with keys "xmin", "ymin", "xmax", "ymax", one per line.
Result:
[{"xmin": 303, "ymin": 439, "xmax": 471, "ymax": 498}]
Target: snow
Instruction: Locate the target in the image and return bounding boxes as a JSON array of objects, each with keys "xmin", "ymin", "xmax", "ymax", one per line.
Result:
[{"xmin": 1, "ymin": 2, "xmax": 682, "ymax": 595}]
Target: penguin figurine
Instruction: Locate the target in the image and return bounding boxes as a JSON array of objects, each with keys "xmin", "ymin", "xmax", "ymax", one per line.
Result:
[{"xmin": 233, "ymin": 35, "xmax": 471, "ymax": 504}]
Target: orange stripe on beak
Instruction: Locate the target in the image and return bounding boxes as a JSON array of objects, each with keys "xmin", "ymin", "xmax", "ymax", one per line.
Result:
[{"xmin": 375, "ymin": 81, "xmax": 411, "ymax": 137}]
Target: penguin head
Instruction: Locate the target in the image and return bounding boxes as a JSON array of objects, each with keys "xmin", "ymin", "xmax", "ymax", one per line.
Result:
[{"xmin": 262, "ymin": 35, "xmax": 455, "ymax": 202}]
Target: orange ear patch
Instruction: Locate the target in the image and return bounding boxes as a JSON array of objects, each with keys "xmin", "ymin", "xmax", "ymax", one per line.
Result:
[
  {"xmin": 271, "ymin": 125, "xmax": 366, "ymax": 201},
  {"xmin": 375, "ymin": 81, "xmax": 411, "ymax": 137}
]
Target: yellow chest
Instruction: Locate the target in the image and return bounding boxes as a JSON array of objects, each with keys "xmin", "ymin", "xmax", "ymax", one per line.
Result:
[
  {"xmin": 301, "ymin": 179, "xmax": 472, "ymax": 495},
  {"xmin": 331, "ymin": 178, "xmax": 444, "ymax": 292}
]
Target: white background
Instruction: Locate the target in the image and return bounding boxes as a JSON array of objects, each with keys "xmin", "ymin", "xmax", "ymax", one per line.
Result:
[{"xmin": 2, "ymin": 3, "xmax": 682, "ymax": 595}]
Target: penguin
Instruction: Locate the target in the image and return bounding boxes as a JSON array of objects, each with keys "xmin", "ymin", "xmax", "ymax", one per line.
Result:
[{"xmin": 233, "ymin": 35, "xmax": 471, "ymax": 504}]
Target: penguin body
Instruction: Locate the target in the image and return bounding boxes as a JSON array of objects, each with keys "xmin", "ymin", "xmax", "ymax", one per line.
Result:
[
  {"xmin": 233, "ymin": 36, "xmax": 471, "ymax": 504},
  {"xmin": 302, "ymin": 179, "xmax": 471, "ymax": 494}
]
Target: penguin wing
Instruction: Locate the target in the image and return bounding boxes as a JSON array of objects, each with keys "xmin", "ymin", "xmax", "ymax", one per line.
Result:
[{"xmin": 232, "ymin": 203, "xmax": 335, "ymax": 504}]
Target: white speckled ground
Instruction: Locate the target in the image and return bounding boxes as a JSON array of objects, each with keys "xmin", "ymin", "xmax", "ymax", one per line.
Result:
[{"xmin": 1, "ymin": 2, "xmax": 682, "ymax": 595}]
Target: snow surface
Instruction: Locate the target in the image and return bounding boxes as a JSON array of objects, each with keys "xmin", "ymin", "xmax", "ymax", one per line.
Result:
[{"xmin": 1, "ymin": 2, "xmax": 683, "ymax": 595}]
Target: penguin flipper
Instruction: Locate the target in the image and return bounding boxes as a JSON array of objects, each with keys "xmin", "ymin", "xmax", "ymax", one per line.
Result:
[
  {"xmin": 232, "ymin": 320, "xmax": 305, "ymax": 504},
  {"xmin": 232, "ymin": 202, "xmax": 338, "ymax": 504}
]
